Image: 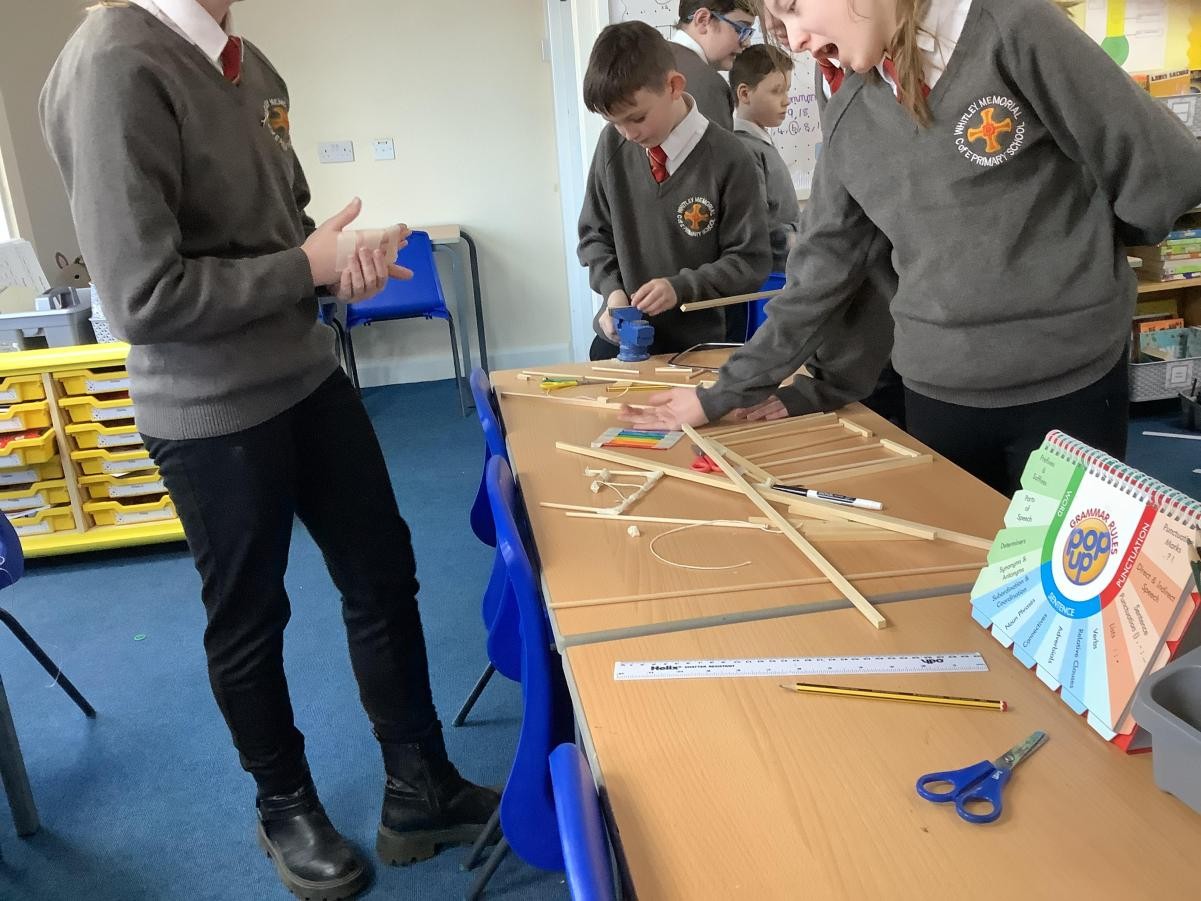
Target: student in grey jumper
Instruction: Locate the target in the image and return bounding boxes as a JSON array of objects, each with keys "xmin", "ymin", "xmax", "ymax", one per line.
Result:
[
  {"xmin": 578, "ymin": 21, "xmax": 770, "ymax": 360},
  {"xmin": 669, "ymin": 0, "xmax": 759, "ymax": 131},
  {"xmin": 731, "ymin": 44, "xmax": 801, "ymax": 271},
  {"xmin": 624, "ymin": 0, "xmax": 1201, "ymax": 496},
  {"xmin": 40, "ymin": 1, "xmax": 496, "ymax": 896}
]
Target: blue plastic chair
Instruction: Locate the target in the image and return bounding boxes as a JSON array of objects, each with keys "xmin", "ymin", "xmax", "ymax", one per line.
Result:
[
  {"xmin": 453, "ymin": 369, "xmax": 521, "ymax": 727},
  {"xmin": 0, "ymin": 513, "xmax": 96, "ymax": 855},
  {"xmin": 550, "ymin": 743, "xmax": 617, "ymax": 901},
  {"xmin": 322, "ymin": 230, "xmax": 468, "ymax": 415},
  {"xmin": 746, "ymin": 271, "xmax": 787, "ymax": 340},
  {"xmin": 464, "ymin": 457, "xmax": 573, "ymax": 899}
]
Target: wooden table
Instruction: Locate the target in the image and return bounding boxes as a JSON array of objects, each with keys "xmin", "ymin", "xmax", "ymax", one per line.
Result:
[
  {"xmin": 493, "ymin": 358, "xmax": 1009, "ymax": 647},
  {"xmin": 564, "ymin": 594, "xmax": 1201, "ymax": 900}
]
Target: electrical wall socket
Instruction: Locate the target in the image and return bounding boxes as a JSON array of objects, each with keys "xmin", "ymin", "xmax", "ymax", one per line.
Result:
[
  {"xmin": 317, "ymin": 141, "xmax": 354, "ymax": 163},
  {"xmin": 372, "ymin": 139, "xmax": 396, "ymax": 161}
]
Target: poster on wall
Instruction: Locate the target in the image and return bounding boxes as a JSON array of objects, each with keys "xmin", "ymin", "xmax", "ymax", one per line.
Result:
[{"xmin": 609, "ymin": 1, "xmax": 820, "ymax": 194}]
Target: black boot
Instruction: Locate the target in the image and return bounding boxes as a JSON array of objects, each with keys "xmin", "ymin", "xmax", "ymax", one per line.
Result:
[
  {"xmin": 256, "ymin": 778, "xmax": 370, "ymax": 900},
  {"xmin": 376, "ymin": 722, "xmax": 500, "ymax": 866}
]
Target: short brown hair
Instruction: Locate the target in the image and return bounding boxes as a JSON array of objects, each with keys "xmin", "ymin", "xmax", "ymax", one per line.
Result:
[
  {"xmin": 728, "ymin": 44, "xmax": 794, "ymax": 95},
  {"xmin": 678, "ymin": 1, "xmax": 760, "ymax": 26},
  {"xmin": 583, "ymin": 22, "xmax": 676, "ymax": 115}
]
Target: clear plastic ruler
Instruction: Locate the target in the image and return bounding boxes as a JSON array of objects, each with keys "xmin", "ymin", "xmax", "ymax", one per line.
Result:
[{"xmin": 613, "ymin": 653, "xmax": 988, "ymax": 682}]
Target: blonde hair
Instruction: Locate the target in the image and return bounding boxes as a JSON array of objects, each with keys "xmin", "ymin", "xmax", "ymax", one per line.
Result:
[{"xmin": 889, "ymin": 0, "xmax": 1081, "ymax": 126}]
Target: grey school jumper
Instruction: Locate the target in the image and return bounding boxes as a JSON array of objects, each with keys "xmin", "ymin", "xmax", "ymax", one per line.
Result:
[
  {"xmin": 578, "ymin": 123, "xmax": 770, "ymax": 353},
  {"xmin": 734, "ymin": 119, "xmax": 800, "ymax": 270},
  {"xmin": 670, "ymin": 42, "xmax": 734, "ymax": 131},
  {"xmin": 40, "ymin": 4, "xmax": 335, "ymax": 440},
  {"xmin": 698, "ymin": 0, "xmax": 1201, "ymax": 421}
]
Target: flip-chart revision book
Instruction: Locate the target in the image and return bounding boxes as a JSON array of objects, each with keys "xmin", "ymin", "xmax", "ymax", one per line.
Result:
[{"xmin": 970, "ymin": 431, "xmax": 1201, "ymax": 751}]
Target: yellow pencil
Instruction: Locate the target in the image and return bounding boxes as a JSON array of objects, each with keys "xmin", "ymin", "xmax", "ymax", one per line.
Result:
[{"xmin": 779, "ymin": 682, "xmax": 1007, "ymax": 712}]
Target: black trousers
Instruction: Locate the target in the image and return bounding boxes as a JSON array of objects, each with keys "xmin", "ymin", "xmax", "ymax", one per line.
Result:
[
  {"xmin": 143, "ymin": 370, "xmax": 439, "ymax": 795},
  {"xmin": 903, "ymin": 354, "xmax": 1129, "ymax": 497}
]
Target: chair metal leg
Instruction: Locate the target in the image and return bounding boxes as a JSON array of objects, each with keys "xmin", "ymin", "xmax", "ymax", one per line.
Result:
[
  {"xmin": 446, "ymin": 315, "xmax": 468, "ymax": 417},
  {"xmin": 342, "ymin": 323, "xmax": 362, "ymax": 394},
  {"xmin": 452, "ymin": 663, "xmax": 496, "ymax": 727},
  {"xmin": 0, "ymin": 610, "xmax": 96, "ymax": 718},
  {"xmin": 465, "ymin": 836, "xmax": 510, "ymax": 901},
  {"xmin": 328, "ymin": 315, "xmax": 348, "ymax": 370},
  {"xmin": 0, "ymin": 673, "xmax": 39, "ymax": 836},
  {"xmin": 461, "ymin": 806, "xmax": 502, "ymax": 871}
]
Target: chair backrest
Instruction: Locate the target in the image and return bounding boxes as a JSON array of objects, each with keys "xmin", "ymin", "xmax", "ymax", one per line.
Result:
[
  {"xmin": 469, "ymin": 367, "xmax": 506, "ymax": 547},
  {"xmin": 746, "ymin": 271, "xmax": 788, "ymax": 341},
  {"xmin": 486, "ymin": 455, "xmax": 566, "ymax": 872},
  {"xmin": 549, "ymin": 743, "xmax": 617, "ymax": 901},
  {"xmin": 0, "ymin": 512, "xmax": 25, "ymax": 590},
  {"xmin": 343, "ymin": 230, "xmax": 448, "ymax": 328}
]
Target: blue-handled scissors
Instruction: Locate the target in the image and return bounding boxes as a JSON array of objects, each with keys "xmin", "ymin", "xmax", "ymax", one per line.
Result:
[{"xmin": 915, "ymin": 730, "xmax": 1048, "ymax": 824}]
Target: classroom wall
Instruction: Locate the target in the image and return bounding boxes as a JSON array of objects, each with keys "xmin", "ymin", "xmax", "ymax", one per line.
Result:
[
  {"xmin": 0, "ymin": 0, "xmax": 87, "ymax": 279},
  {"xmin": 236, "ymin": 0, "xmax": 572, "ymax": 383}
]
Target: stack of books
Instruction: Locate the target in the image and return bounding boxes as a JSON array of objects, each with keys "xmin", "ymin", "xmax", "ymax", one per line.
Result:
[{"xmin": 1131, "ymin": 213, "xmax": 1201, "ymax": 284}]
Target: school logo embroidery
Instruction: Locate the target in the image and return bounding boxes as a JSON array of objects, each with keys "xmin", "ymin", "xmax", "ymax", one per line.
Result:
[
  {"xmin": 953, "ymin": 95, "xmax": 1025, "ymax": 168},
  {"xmin": 677, "ymin": 197, "xmax": 716, "ymax": 237},
  {"xmin": 261, "ymin": 98, "xmax": 292, "ymax": 151}
]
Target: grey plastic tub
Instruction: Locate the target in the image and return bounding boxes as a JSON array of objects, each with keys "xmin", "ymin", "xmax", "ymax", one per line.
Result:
[{"xmin": 1133, "ymin": 646, "xmax": 1201, "ymax": 815}]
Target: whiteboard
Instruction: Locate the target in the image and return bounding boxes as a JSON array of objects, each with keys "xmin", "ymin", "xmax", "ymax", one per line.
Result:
[{"xmin": 610, "ymin": 1, "xmax": 820, "ymax": 193}]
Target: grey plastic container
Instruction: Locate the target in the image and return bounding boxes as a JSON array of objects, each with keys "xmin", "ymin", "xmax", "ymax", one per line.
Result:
[
  {"xmin": 0, "ymin": 288, "xmax": 95, "ymax": 351},
  {"xmin": 1132, "ymin": 646, "xmax": 1201, "ymax": 815}
]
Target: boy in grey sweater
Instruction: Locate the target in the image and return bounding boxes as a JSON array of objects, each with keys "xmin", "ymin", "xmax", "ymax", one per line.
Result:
[
  {"xmin": 578, "ymin": 21, "xmax": 770, "ymax": 360},
  {"xmin": 668, "ymin": 0, "xmax": 759, "ymax": 130},
  {"xmin": 730, "ymin": 44, "xmax": 800, "ymax": 271}
]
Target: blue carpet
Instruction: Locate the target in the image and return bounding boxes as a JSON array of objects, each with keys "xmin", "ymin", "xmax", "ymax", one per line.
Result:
[
  {"xmin": 0, "ymin": 379, "xmax": 567, "ymax": 901},
  {"xmin": 1128, "ymin": 399, "xmax": 1200, "ymax": 498}
]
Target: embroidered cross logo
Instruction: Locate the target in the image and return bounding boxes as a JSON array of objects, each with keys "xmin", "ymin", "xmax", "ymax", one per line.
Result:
[
  {"xmin": 682, "ymin": 203, "xmax": 710, "ymax": 232},
  {"xmin": 967, "ymin": 108, "xmax": 1014, "ymax": 154}
]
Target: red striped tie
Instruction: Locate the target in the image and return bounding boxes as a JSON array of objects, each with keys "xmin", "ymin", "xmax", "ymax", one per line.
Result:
[
  {"xmin": 818, "ymin": 60, "xmax": 844, "ymax": 95},
  {"xmin": 881, "ymin": 57, "xmax": 930, "ymax": 102},
  {"xmin": 220, "ymin": 36, "xmax": 242, "ymax": 84},
  {"xmin": 648, "ymin": 145, "xmax": 669, "ymax": 184}
]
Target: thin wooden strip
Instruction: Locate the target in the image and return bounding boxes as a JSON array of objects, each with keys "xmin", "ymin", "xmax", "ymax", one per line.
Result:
[
  {"xmin": 702, "ymin": 411, "xmax": 838, "ymax": 440},
  {"xmin": 745, "ymin": 516, "xmax": 915, "ymax": 541},
  {"xmin": 720, "ymin": 422, "xmax": 846, "ymax": 448},
  {"xmin": 744, "ymin": 439, "xmax": 880, "ymax": 467},
  {"xmin": 679, "ymin": 288, "xmax": 783, "ymax": 312},
  {"xmin": 498, "ymin": 391, "xmax": 646, "ymax": 412},
  {"xmin": 683, "ymin": 425, "xmax": 887, "ymax": 629},
  {"xmin": 517, "ymin": 369, "xmax": 715, "ymax": 389},
  {"xmin": 546, "ymin": 561, "xmax": 984, "ymax": 610},
  {"xmin": 781, "ymin": 454, "xmax": 933, "ymax": 481},
  {"xmin": 879, "ymin": 437, "xmax": 922, "ymax": 458},
  {"xmin": 741, "ymin": 430, "xmax": 867, "ymax": 459},
  {"xmin": 714, "ymin": 444, "xmax": 777, "ymax": 486},
  {"xmin": 839, "ymin": 418, "xmax": 874, "ymax": 438},
  {"xmin": 564, "ymin": 512, "xmax": 770, "ymax": 530}
]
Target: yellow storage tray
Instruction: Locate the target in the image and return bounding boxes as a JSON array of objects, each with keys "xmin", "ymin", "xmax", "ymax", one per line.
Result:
[
  {"xmin": 85, "ymin": 495, "xmax": 176, "ymax": 527},
  {"xmin": 59, "ymin": 394, "xmax": 136, "ymax": 424},
  {"xmin": 10, "ymin": 505, "xmax": 76, "ymax": 536},
  {"xmin": 0, "ymin": 479, "xmax": 70, "ymax": 513},
  {"xmin": 0, "ymin": 401, "xmax": 51, "ymax": 433},
  {"xmin": 67, "ymin": 421, "xmax": 144, "ymax": 451},
  {"xmin": 0, "ymin": 374, "xmax": 46, "ymax": 404},
  {"xmin": 0, "ymin": 457, "xmax": 63, "ymax": 487},
  {"xmin": 79, "ymin": 472, "xmax": 167, "ymax": 500},
  {"xmin": 0, "ymin": 428, "xmax": 57, "ymax": 468},
  {"xmin": 71, "ymin": 447, "xmax": 156, "ymax": 475},
  {"xmin": 55, "ymin": 367, "xmax": 131, "ymax": 396}
]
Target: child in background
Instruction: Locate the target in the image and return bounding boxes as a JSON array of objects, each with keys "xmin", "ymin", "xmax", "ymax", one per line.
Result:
[
  {"xmin": 730, "ymin": 44, "xmax": 800, "ymax": 272},
  {"xmin": 578, "ymin": 21, "xmax": 770, "ymax": 361},
  {"xmin": 669, "ymin": 0, "xmax": 759, "ymax": 130},
  {"xmin": 623, "ymin": 0, "xmax": 1201, "ymax": 495}
]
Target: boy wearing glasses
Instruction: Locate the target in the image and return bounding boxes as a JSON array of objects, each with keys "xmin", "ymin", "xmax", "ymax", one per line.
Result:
[
  {"xmin": 578, "ymin": 22, "xmax": 770, "ymax": 360},
  {"xmin": 670, "ymin": 1, "xmax": 758, "ymax": 131}
]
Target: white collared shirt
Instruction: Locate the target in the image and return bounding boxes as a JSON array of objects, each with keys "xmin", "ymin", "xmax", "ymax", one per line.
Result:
[
  {"xmin": 733, "ymin": 116, "xmax": 774, "ymax": 146},
  {"xmin": 128, "ymin": 0, "xmax": 232, "ymax": 71},
  {"xmin": 878, "ymin": 0, "xmax": 971, "ymax": 95},
  {"xmin": 671, "ymin": 29, "xmax": 709, "ymax": 65},
  {"xmin": 658, "ymin": 93, "xmax": 710, "ymax": 176}
]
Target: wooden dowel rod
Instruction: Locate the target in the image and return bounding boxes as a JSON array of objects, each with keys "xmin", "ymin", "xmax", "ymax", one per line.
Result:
[
  {"xmin": 702, "ymin": 411, "xmax": 837, "ymax": 440},
  {"xmin": 683, "ymin": 425, "xmax": 887, "ymax": 629},
  {"xmin": 744, "ymin": 440, "xmax": 879, "ymax": 466},
  {"xmin": 680, "ymin": 289, "xmax": 783, "ymax": 313},
  {"xmin": 779, "ymin": 454, "xmax": 933, "ymax": 481},
  {"xmin": 548, "ymin": 561, "xmax": 984, "ymax": 610},
  {"xmin": 720, "ymin": 422, "xmax": 844, "ymax": 448}
]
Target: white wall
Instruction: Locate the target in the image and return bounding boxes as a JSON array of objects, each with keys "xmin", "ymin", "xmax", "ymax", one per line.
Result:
[
  {"xmin": 0, "ymin": 0, "xmax": 87, "ymax": 279},
  {"xmin": 236, "ymin": 0, "xmax": 573, "ymax": 383}
]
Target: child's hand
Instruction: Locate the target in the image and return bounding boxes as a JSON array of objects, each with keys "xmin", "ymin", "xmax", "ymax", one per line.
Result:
[
  {"xmin": 619, "ymin": 387, "xmax": 707, "ymax": 430},
  {"xmin": 631, "ymin": 279, "xmax": 678, "ymax": 315},
  {"xmin": 598, "ymin": 289, "xmax": 630, "ymax": 340}
]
